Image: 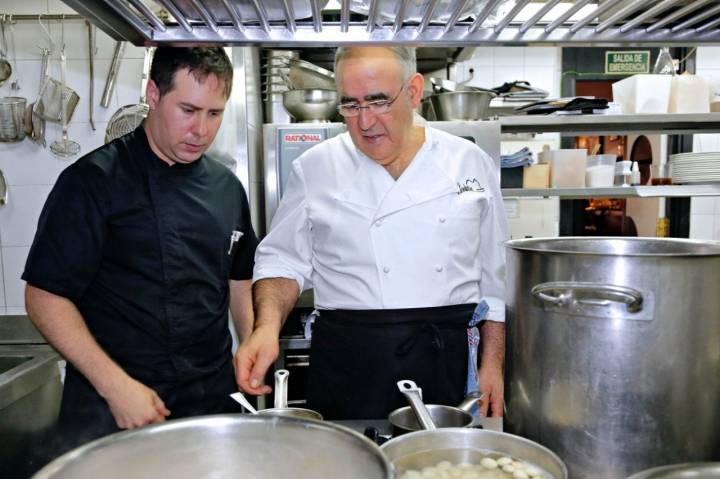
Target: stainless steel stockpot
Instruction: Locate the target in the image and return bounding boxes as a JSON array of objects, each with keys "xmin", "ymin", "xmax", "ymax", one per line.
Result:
[
  {"xmin": 32, "ymin": 415, "xmax": 392, "ymax": 479},
  {"xmin": 504, "ymin": 237, "xmax": 720, "ymax": 479}
]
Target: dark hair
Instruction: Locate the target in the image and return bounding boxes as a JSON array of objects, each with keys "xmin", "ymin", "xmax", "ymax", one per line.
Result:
[{"xmin": 150, "ymin": 47, "xmax": 233, "ymax": 99}]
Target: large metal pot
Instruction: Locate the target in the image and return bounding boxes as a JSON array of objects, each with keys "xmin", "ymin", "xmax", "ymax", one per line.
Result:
[
  {"xmin": 505, "ymin": 237, "xmax": 720, "ymax": 479},
  {"xmin": 32, "ymin": 415, "xmax": 392, "ymax": 479},
  {"xmin": 381, "ymin": 428, "xmax": 567, "ymax": 478},
  {"xmin": 429, "ymin": 90, "xmax": 496, "ymax": 120},
  {"xmin": 627, "ymin": 462, "xmax": 720, "ymax": 479}
]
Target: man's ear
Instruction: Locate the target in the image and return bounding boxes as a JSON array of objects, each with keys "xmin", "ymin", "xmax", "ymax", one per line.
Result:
[
  {"xmin": 146, "ymin": 79, "xmax": 160, "ymax": 109},
  {"xmin": 406, "ymin": 72, "xmax": 425, "ymax": 108}
]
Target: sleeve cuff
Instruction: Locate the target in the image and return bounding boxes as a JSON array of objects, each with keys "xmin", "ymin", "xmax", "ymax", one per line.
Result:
[
  {"xmin": 483, "ymin": 296, "xmax": 505, "ymax": 323},
  {"xmin": 253, "ymin": 267, "xmax": 307, "ymax": 292}
]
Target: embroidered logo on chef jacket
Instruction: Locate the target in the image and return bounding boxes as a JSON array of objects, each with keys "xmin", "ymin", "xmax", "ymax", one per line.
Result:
[
  {"xmin": 227, "ymin": 230, "xmax": 243, "ymax": 255},
  {"xmin": 457, "ymin": 178, "xmax": 485, "ymax": 195}
]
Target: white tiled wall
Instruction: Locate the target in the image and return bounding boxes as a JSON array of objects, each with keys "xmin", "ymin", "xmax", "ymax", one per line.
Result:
[
  {"xmin": 690, "ymin": 47, "xmax": 720, "ymax": 241},
  {"xmin": 0, "ymin": 0, "xmax": 146, "ymax": 314}
]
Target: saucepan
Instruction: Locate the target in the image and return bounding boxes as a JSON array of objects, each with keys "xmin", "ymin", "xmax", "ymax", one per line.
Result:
[
  {"xmin": 231, "ymin": 369, "xmax": 323, "ymax": 420},
  {"xmin": 389, "ymin": 379, "xmax": 483, "ymax": 436}
]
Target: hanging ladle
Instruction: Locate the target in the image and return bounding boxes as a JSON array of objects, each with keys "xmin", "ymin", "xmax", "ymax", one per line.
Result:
[{"xmin": 0, "ymin": 16, "xmax": 12, "ymax": 86}]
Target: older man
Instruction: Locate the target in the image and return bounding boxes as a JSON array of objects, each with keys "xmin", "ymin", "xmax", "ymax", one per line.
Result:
[
  {"xmin": 237, "ymin": 46, "xmax": 507, "ymax": 419},
  {"xmin": 24, "ymin": 47, "xmax": 257, "ymax": 453}
]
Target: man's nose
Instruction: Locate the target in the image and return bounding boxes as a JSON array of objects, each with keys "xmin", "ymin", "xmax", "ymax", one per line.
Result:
[
  {"xmin": 358, "ymin": 107, "xmax": 376, "ymax": 130},
  {"xmin": 193, "ymin": 113, "xmax": 208, "ymax": 136}
]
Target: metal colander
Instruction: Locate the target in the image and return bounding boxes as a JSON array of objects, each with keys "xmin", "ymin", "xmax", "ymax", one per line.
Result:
[{"xmin": 104, "ymin": 103, "xmax": 148, "ymax": 143}]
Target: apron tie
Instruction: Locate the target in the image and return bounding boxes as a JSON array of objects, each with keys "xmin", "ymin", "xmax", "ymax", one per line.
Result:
[{"xmin": 395, "ymin": 320, "xmax": 445, "ymax": 357}]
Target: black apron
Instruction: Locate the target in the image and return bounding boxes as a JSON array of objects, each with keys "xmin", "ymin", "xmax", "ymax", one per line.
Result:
[{"xmin": 306, "ymin": 303, "xmax": 477, "ymax": 420}]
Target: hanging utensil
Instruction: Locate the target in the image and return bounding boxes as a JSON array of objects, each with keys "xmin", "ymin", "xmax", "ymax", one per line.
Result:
[
  {"xmin": 396, "ymin": 380, "xmax": 437, "ymax": 431},
  {"xmin": 101, "ymin": 41, "xmax": 125, "ymax": 108},
  {"xmin": 49, "ymin": 47, "xmax": 80, "ymax": 158},
  {"xmin": 104, "ymin": 47, "xmax": 153, "ymax": 143},
  {"xmin": 9, "ymin": 16, "xmax": 19, "ymax": 91},
  {"xmin": 0, "ymin": 168, "xmax": 7, "ymax": 205},
  {"xmin": 0, "ymin": 16, "xmax": 12, "ymax": 86},
  {"xmin": 86, "ymin": 21, "xmax": 95, "ymax": 131},
  {"xmin": 229, "ymin": 392, "xmax": 259, "ymax": 414},
  {"xmin": 30, "ymin": 48, "xmax": 50, "ymax": 147}
]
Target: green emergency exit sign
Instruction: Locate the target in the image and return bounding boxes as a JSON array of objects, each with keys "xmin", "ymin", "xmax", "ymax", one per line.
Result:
[{"xmin": 605, "ymin": 51, "xmax": 651, "ymax": 74}]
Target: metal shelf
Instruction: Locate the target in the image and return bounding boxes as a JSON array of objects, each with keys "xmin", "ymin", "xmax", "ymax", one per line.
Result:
[
  {"xmin": 502, "ymin": 184, "xmax": 720, "ymax": 198},
  {"xmin": 60, "ymin": 0, "xmax": 720, "ymax": 46},
  {"xmin": 498, "ymin": 113, "xmax": 720, "ymax": 135}
]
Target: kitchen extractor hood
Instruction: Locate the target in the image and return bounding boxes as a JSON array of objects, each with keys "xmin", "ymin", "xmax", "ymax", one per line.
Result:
[{"xmin": 61, "ymin": 0, "xmax": 720, "ymax": 46}]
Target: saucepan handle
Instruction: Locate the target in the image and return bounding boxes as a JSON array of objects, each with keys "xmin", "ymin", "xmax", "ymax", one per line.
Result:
[
  {"xmin": 531, "ymin": 281, "xmax": 644, "ymax": 313},
  {"xmin": 397, "ymin": 380, "xmax": 436, "ymax": 431},
  {"xmin": 274, "ymin": 369, "xmax": 289, "ymax": 409}
]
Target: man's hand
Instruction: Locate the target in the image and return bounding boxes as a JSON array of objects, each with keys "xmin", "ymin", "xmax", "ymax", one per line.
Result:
[
  {"xmin": 234, "ymin": 324, "xmax": 280, "ymax": 395},
  {"xmin": 477, "ymin": 365, "xmax": 504, "ymax": 417},
  {"xmin": 103, "ymin": 376, "xmax": 170, "ymax": 429}
]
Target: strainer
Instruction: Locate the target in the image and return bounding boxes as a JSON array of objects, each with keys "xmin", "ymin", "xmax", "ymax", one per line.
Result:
[{"xmin": 104, "ymin": 47, "xmax": 154, "ymax": 143}]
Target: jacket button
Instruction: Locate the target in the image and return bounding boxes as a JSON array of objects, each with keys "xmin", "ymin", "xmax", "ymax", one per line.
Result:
[
  {"xmin": 438, "ymin": 216, "xmax": 446, "ymax": 223},
  {"xmin": 435, "ymin": 265, "xmax": 444, "ymax": 272},
  {"xmin": 375, "ymin": 219, "xmax": 383, "ymax": 227},
  {"xmin": 383, "ymin": 266, "xmax": 390, "ymax": 273}
]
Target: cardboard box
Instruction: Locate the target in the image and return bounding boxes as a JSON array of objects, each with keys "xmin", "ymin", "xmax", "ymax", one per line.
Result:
[{"xmin": 523, "ymin": 164, "xmax": 550, "ymax": 188}]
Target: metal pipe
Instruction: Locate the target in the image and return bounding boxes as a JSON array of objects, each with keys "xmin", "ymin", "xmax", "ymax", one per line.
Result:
[
  {"xmin": 418, "ymin": 0, "xmax": 441, "ymax": 33},
  {"xmin": 444, "ymin": 0, "xmax": 471, "ymax": 33},
  {"xmin": 646, "ymin": 0, "xmax": 711, "ymax": 33},
  {"xmin": 366, "ymin": 0, "xmax": 379, "ymax": 32},
  {"xmin": 340, "ymin": 0, "xmax": 350, "ymax": 32},
  {"xmin": 127, "ymin": 0, "xmax": 167, "ymax": 32},
  {"xmin": 186, "ymin": 0, "xmax": 218, "ymax": 33},
  {"xmin": 311, "ymin": 0, "xmax": 323, "ymax": 32},
  {"xmin": 620, "ymin": 0, "xmax": 683, "ymax": 33},
  {"xmin": 468, "ymin": 0, "xmax": 505, "ymax": 33},
  {"xmin": 519, "ymin": 0, "xmax": 563, "ymax": 33},
  {"xmin": 393, "ymin": 0, "xmax": 411, "ymax": 34},
  {"xmin": 154, "ymin": 0, "xmax": 192, "ymax": 33},
  {"xmin": 595, "ymin": 0, "xmax": 650, "ymax": 34},
  {"xmin": 219, "ymin": 0, "xmax": 244, "ymax": 32},
  {"xmin": 695, "ymin": 11, "xmax": 720, "ymax": 33},
  {"xmin": 568, "ymin": 0, "xmax": 625, "ymax": 34},
  {"xmin": 671, "ymin": 3, "xmax": 720, "ymax": 32},
  {"xmin": 281, "ymin": 0, "xmax": 297, "ymax": 33},
  {"xmin": 249, "ymin": 0, "xmax": 270, "ymax": 33},
  {"xmin": 493, "ymin": 0, "xmax": 531, "ymax": 34},
  {"xmin": 545, "ymin": 0, "xmax": 592, "ymax": 33}
]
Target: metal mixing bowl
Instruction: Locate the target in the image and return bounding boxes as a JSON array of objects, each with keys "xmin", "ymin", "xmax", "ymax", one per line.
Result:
[
  {"xmin": 429, "ymin": 90, "xmax": 497, "ymax": 121},
  {"xmin": 282, "ymin": 89, "xmax": 338, "ymax": 123}
]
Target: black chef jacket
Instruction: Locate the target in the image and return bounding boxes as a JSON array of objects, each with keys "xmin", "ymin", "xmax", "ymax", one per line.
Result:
[{"xmin": 22, "ymin": 127, "xmax": 258, "ymax": 384}]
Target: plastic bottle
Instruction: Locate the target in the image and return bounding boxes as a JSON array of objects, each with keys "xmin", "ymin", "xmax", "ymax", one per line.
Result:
[{"xmin": 630, "ymin": 161, "xmax": 641, "ymax": 185}]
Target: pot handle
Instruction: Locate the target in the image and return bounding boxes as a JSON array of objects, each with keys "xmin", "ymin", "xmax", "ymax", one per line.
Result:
[
  {"xmin": 274, "ymin": 369, "xmax": 289, "ymax": 409},
  {"xmin": 397, "ymin": 380, "xmax": 436, "ymax": 431},
  {"xmin": 531, "ymin": 281, "xmax": 643, "ymax": 313}
]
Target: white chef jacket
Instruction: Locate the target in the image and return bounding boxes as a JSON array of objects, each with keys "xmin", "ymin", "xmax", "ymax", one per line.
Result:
[{"xmin": 253, "ymin": 126, "xmax": 508, "ymax": 322}]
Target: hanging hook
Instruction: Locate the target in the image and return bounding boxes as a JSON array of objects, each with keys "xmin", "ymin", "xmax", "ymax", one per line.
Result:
[{"xmin": 38, "ymin": 13, "xmax": 55, "ymax": 52}]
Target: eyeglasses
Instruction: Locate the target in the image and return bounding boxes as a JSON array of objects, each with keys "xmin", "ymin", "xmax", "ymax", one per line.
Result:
[{"xmin": 336, "ymin": 85, "xmax": 405, "ymax": 118}]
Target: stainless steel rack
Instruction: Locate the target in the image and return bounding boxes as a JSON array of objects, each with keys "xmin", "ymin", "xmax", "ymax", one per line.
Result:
[{"xmin": 61, "ymin": 0, "xmax": 720, "ymax": 47}]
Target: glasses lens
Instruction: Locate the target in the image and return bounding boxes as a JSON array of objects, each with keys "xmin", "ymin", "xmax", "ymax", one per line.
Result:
[
  {"xmin": 368, "ymin": 101, "xmax": 391, "ymax": 115},
  {"xmin": 338, "ymin": 104, "xmax": 359, "ymax": 117}
]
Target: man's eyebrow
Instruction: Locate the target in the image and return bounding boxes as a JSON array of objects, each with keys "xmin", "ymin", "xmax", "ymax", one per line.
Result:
[
  {"xmin": 179, "ymin": 102, "xmax": 225, "ymax": 112},
  {"xmin": 339, "ymin": 92, "xmax": 391, "ymax": 104}
]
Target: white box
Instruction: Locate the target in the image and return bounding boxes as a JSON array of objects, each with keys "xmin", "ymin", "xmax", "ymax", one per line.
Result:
[
  {"xmin": 612, "ymin": 74, "xmax": 672, "ymax": 114},
  {"xmin": 669, "ymin": 74, "xmax": 710, "ymax": 113}
]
